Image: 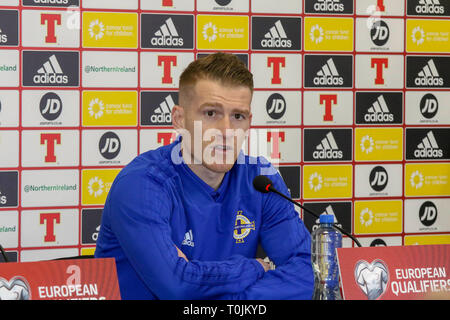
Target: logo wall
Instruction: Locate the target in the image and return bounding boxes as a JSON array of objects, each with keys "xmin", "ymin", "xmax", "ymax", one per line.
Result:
[{"xmin": 0, "ymin": 0, "xmax": 449, "ymax": 263}]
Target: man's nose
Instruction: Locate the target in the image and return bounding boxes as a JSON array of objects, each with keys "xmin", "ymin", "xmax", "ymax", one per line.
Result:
[{"xmin": 217, "ymin": 114, "xmax": 233, "ymax": 133}]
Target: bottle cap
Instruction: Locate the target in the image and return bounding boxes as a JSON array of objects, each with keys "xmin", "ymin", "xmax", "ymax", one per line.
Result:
[{"xmin": 319, "ymin": 214, "xmax": 334, "ymax": 224}]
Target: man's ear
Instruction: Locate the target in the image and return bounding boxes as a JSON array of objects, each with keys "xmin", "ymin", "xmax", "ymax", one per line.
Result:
[{"xmin": 172, "ymin": 105, "xmax": 184, "ymax": 131}]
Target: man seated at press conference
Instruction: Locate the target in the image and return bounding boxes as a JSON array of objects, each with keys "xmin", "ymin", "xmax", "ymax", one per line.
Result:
[{"xmin": 94, "ymin": 52, "xmax": 314, "ymax": 300}]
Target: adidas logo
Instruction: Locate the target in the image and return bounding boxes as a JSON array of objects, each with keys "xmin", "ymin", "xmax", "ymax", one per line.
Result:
[
  {"xmin": 182, "ymin": 229, "xmax": 194, "ymax": 247},
  {"xmin": 0, "ymin": 28, "xmax": 7, "ymax": 43},
  {"xmin": 364, "ymin": 95, "xmax": 394, "ymax": 122},
  {"xmin": 261, "ymin": 20, "xmax": 292, "ymax": 48},
  {"xmin": 151, "ymin": 18, "xmax": 184, "ymax": 47},
  {"xmin": 33, "ymin": 55, "xmax": 68, "ymax": 85},
  {"xmin": 415, "ymin": 0, "xmax": 444, "ymax": 14},
  {"xmin": 313, "ymin": 58, "xmax": 344, "ymax": 86},
  {"xmin": 314, "ymin": 0, "xmax": 344, "ymax": 12},
  {"xmin": 151, "ymin": 94, "xmax": 174, "ymax": 123},
  {"xmin": 415, "ymin": 59, "xmax": 444, "ymax": 86},
  {"xmin": 313, "ymin": 131, "xmax": 343, "ymax": 159},
  {"xmin": 414, "ymin": 131, "xmax": 443, "ymax": 158}
]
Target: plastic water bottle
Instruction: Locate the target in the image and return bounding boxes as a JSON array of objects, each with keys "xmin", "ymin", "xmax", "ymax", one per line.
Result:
[{"xmin": 311, "ymin": 214, "xmax": 343, "ymax": 300}]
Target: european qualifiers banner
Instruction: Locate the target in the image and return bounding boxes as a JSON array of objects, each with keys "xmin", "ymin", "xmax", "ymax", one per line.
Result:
[
  {"xmin": 0, "ymin": 0, "xmax": 449, "ymax": 264},
  {"xmin": 337, "ymin": 244, "xmax": 450, "ymax": 300},
  {"xmin": 0, "ymin": 258, "xmax": 120, "ymax": 300}
]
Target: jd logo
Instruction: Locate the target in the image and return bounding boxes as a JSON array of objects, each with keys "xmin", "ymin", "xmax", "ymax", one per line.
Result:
[
  {"xmin": 369, "ymin": 166, "xmax": 388, "ymax": 192},
  {"xmin": 215, "ymin": 0, "xmax": 232, "ymax": 6},
  {"xmin": 40, "ymin": 92, "xmax": 62, "ymax": 121},
  {"xmin": 266, "ymin": 93, "xmax": 286, "ymax": 120},
  {"xmin": 419, "ymin": 201, "xmax": 437, "ymax": 227},
  {"xmin": 370, "ymin": 20, "xmax": 389, "ymax": 47},
  {"xmin": 99, "ymin": 132, "xmax": 121, "ymax": 160},
  {"xmin": 420, "ymin": 93, "xmax": 438, "ymax": 119}
]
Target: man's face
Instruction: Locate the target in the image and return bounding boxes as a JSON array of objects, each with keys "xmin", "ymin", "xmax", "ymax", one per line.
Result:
[{"xmin": 172, "ymin": 78, "xmax": 252, "ymax": 173}]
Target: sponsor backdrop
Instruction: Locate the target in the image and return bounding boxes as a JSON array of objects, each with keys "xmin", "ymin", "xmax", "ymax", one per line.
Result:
[{"xmin": 0, "ymin": 0, "xmax": 449, "ymax": 262}]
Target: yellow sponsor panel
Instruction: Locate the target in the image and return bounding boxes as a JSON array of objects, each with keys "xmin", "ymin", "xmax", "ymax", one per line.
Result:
[
  {"xmin": 304, "ymin": 17, "xmax": 353, "ymax": 52},
  {"xmin": 405, "ymin": 163, "xmax": 450, "ymax": 197},
  {"xmin": 82, "ymin": 91, "xmax": 138, "ymax": 127},
  {"xmin": 197, "ymin": 15, "xmax": 248, "ymax": 50},
  {"xmin": 354, "ymin": 200, "xmax": 403, "ymax": 235},
  {"xmin": 407, "ymin": 19, "xmax": 450, "ymax": 53},
  {"xmin": 82, "ymin": 169, "xmax": 120, "ymax": 205},
  {"xmin": 83, "ymin": 12, "xmax": 138, "ymax": 48},
  {"xmin": 355, "ymin": 128, "xmax": 403, "ymax": 162},
  {"xmin": 303, "ymin": 165, "xmax": 352, "ymax": 199},
  {"xmin": 405, "ymin": 235, "xmax": 450, "ymax": 246},
  {"xmin": 81, "ymin": 247, "xmax": 96, "ymax": 256}
]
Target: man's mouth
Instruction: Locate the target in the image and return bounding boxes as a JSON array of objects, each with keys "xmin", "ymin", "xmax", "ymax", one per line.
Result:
[{"xmin": 213, "ymin": 145, "xmax": 233, "ymax": 152}]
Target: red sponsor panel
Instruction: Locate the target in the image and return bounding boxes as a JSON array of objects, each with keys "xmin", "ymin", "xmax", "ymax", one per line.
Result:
[
  {"xmin": 0, "ymin": 258, "xmax": 120, "ymax": 300},
  {"xmin": 337, "ymin": 244, "xmax": 450, "ymax": 300}
]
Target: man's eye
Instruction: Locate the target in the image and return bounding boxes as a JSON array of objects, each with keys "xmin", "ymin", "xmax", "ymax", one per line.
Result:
[
  {"xmin": 205, "ymin": 110, "xmax": 216, "ymax": 117},
  {"xmin": 234, "ymin": 114, "xmax": 245, "ymax": 120}
]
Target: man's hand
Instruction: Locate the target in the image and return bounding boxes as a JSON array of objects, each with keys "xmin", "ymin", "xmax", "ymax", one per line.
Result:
[
  {"xmin": 256, "ymin": 258, "xmax": 270, "ymax": 272},
  {"xmin": 176, "ymin": 245, "xmax": 270, "ymax": 273}
]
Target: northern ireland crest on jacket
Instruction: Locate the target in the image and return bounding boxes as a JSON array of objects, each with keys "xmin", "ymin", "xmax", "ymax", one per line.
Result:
[{"xmin": 233, "ymin": 211, "xmax": 255, "ymax": 244}]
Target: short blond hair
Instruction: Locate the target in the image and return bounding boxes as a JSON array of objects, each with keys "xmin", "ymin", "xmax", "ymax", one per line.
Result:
[{"xmin": 179, "ymin": 52, "xmax": 253, "ymax": 105}]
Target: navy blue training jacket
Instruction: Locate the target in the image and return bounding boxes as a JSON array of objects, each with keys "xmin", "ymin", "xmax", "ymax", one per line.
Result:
[{"xmin": 95, "ymin": 138, "xmax": 314, "ymax": 300}]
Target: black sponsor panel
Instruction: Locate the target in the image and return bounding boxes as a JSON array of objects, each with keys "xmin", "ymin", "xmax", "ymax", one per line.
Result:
[
  {"xmin": 355, "ymin": 92, "xmax": 403, "ymax": 125},
  {"xmin": 406, "ymin": 56, "xmax": 450, "ymax": 88},
  {"xmin": 0, "ymin": 251, "xmax": 18, "ymax": 263},
  {"xmin": 407, "ymin": 0, "xmax": 450, "ymax": 16},
  {"xmin": 0, "ymin": 10, "xmax": 19, "ymax": 46},
  {"xmin": 277, "ymin": 166, "xmax": 300, "ymax": 199},
  {"xmin": 251, "ymin": 16, "xmax": 301, "ymax": 51},
  {"xmin": 305, "ymin": 0, "xmax": 353, "ymax": 14},
  {"xmin": 141, "ymin": 14, "xmax": 194, "ymax": 49},
  {"xmin": 141, "ymin": 91, "xmax": 178, "ymax": 126},
  {"xmin": 81, "ymin": 208, "xmax": 103, "ymax": 245},
  {"xmin": 302, "ymin": 202, "xmax": 352, "ymax": 235},
  {"xmin": 303, "ymin": 129, "xmax": 352, "ymax": 162},
  {"xmin": 0, "ymin": 171, "xmax": 18, "ymax": 208},
  {"xmin": 22, "ymin": 0, "xmax": 79, "ymax": 7},
  {"xmin": 406, "ymin": 128, "xmax": 450, "ymax": 160},
  {"xmin": 197, "ymin": 52, "xmax": 248, "ymax": 68},
  {"xmin": 304, "ymin": 54, "xmax": 353, "ymax": 88},
  {"xmin": 22, "ymin": 51, "xmax": 79, "ymax": 87}
]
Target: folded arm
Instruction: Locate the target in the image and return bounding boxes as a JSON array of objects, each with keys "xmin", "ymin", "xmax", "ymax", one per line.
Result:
[
  {"xmin": 106, "ymin": 173, "xmax": 265, "ymax": 300},
  {"xmin": 230, "ymin": 170, "xmax": 315, "ymax": 300}
]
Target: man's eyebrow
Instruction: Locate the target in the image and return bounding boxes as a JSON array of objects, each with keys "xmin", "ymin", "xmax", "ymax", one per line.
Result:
[
  {"xmin": 199, "ymin": 102, "xmax": 223, "ymax": 108},
  {"xmin": 200, "ymin": 102, "xmax": 250, "ymax": 114},
  {"xmin": 231, "ymin": 108, "xmax": 250, "ymax": 116},
  {"xmin": 199, "ymin": 102, "xmax": 250, "ymax": 115}
]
